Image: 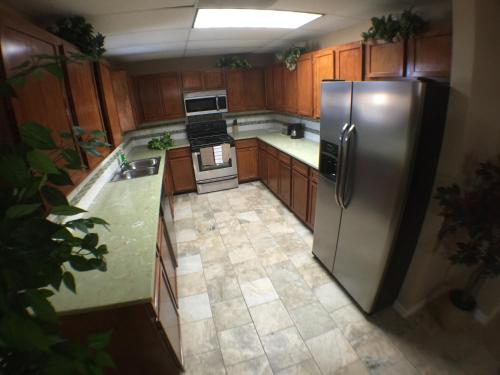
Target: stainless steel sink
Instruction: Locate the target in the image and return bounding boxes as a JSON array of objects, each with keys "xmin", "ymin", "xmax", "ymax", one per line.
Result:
[{"xmin": 111, "ymin": 157, "xmax": 161, "ymax": 182}]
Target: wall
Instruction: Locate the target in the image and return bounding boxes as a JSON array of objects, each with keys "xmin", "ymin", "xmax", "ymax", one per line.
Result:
[
  {"xmin": 118, "ymin": 53, "xmax": 274, "ymax": 76},
  {"xmin": 396, "ymin": 0, "xmax": 500, "ymax": 323}
]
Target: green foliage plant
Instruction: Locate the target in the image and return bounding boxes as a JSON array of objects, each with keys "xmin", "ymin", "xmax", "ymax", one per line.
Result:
[
  {"xmin": 275, "ymin": 46, "xmax": 306, "ymax": 71},
  {"xmin": 148, "ymin": 132, "xmax": 174, "ymax": 150},
  {"xmin": 435, "ymin": 157, "xmax": 500, "ymax": 310},
  {"xmin": 217, "ymin": 56, "xmax": 251, "ymax": 69},
  {"xmin": 0, "ymin": 54, "xmax": 114, "ymax": 373},
  {"xmin": 51, "ymin": 16, "xmax": 106, "ymax": 60},
  {"xmin": 361, "ymin": 8, "xmax": 425, "ymax": 43}
]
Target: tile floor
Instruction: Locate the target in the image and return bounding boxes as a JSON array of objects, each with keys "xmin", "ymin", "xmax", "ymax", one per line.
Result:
[{"xmin": 174, "ymin": 181, "xmax": 499, "ymax": 375}]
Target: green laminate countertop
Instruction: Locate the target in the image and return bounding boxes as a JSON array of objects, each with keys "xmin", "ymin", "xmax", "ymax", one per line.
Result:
[{"xmin": 51, "ymin": 146, "xmax": 166, "ymax": 313}]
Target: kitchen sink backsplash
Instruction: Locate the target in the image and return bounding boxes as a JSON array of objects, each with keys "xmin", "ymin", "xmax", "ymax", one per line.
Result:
[{"xmin": 133, "ymin": 111, "xmax": 320, "ymax": 145}]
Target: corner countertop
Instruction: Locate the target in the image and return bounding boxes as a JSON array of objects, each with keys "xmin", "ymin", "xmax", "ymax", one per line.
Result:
[{"xmin": 51, "ymin": 146, "xmax": 165, "ymax": 314}]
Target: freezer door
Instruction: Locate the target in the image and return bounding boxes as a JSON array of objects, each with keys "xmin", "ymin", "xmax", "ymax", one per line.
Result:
[
  {"xmin": 319, "ymin": 81, "xmax": 353, "ymax": 144},
  {"xmin": 312, "ymin": 175, "xmax": 342, "ymax": 271},
  {"xmin": 332, "ymin": 81, "xmax": 425, "ymax": 313}
]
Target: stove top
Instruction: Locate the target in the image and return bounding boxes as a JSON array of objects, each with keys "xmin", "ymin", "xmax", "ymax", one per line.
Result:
[
  {"xmin": 186, "ymin": 118, "xmax": 234, "ymax": 151},
  {"xmin": 189, "ymin": 134, "xmax": 234, "ymax": 151}
]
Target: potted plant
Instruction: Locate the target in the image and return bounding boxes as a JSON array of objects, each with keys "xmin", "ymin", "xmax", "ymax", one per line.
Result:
[
  {"xmin": 275, "ymin": 46, "xmax": 306, "ymax": 71},
  {"xmin": 361, "ymin": 8, "xmax": 425, "ymax": 43},
  {"xmin": 435, "ymin": 157, "xmax": 500, "ymax": 312}
]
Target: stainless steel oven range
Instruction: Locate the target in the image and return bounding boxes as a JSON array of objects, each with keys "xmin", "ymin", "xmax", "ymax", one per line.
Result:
[{"xmin": 186, "ymin": 116, "xmax": 238, "ymax": 194}]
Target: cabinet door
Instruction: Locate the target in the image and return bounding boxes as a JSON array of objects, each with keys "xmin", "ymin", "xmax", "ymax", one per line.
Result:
[
  {"xmin": 111, "ymin": 70, "xmax": 137, "ymax": 133},
  {"xmin": 157, "ymin": 218, "xmax": 177, "ymax": 304},
  {"xmin": 307, "ymin": 171, "xmax": 318, "ymax": 230},
  {"xmin": 157, "ymin": 263, "xmax": 182, "ymax": 364},
  {"xmin": 336, "ymin": 42, "xmax": 363, "ymax": 81},
  {"xmin": 283, "ymin": 67, "xmax": 298, "ymax": 114},
  {"xmin": 264, "ymin": 66, "xmax": 274, "ymax": 109},
  {"xmin": 296, "ymin": 53, "xmax": 314, "ymax": 117},
  {"xmin": 278, "ymin": 162, "xmax": 291, "ymax": 206},
  {"xmin": 137, "ymin": 75, "xmax": 165, "ymax": 122},
  {"xmin": 62, "ymin": 43, "xmax": 109, "ymax": 170},
  {"xmin": 272, "ymin": 64, "xmax": 285, "ymax": 111},
  {"xmin": 128, "ymin": 76, "xmax": 143, "ymax": 126},
  {"xmin": 169, "ymin": 148, "xmax": 196, "ymax": 193},
  {"xmin": 202, "ymin": 70, "xmax": 225, "ymax": 89},
  {"xmin": 406, "ymin": 23, "xmax": 452, "ymax": 79},
  {"xmin": 159, "ymin": 73, "xmax": 184, "ymax": 119},
  {"xmin": 245, "ymin": 68, "xmax": 265, "ymax": 110},
  {"xmin": 226, "ymin": 69, "xmax": 246, "ymax": 112},
  {"xmin": 181, "ymin": 71, "xmax": 203, "ymax": 91},
  {"xmin": 292, "ymin": 169, "xmax": 309, "ymax": 222},
  {"xmin": 236, "ymin": 141, "xmax": 258, "ymax": 182},
  {"xmin": 313, "ymin": 48, "xmax": 335, "ymax": 118},
  {"xmin": 268, "ymin": 154, "xmax": 280, "ymax": 194},
  {"xmin": 258, "ymin": 144, "xmax": 268, "ymax": 185},
  {"xmin": 365, "ymin": 40, "xmax": 405, "ymax": 79}
]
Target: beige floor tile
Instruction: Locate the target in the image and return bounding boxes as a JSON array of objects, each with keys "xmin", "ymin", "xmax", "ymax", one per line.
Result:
[
  {"xmin": 240, "ymin": 277, "xmax": 279, "ymax": 307},
  {"xmin": 218, "ymin": 323, "xmax": 264, "ymax": 366},
  {"xmin": 228, "ymin": 243, "xmax": 258, "ymax": 264},
  {"xmin": 258, "ymin": 248, "xmax": 289, "ymax": 267},
  {"xmin": 179, "ymin": 292, "xmax": 212, "ymax": 322},
  {"xmin": 226, "ymin": 355, "xmax": 273, "ymax": 375},
  {"xmin": 332, "ymin": 360, "xmax": 370, "ymax": 375},
  {"xmin": 297, "ymin": 262, "xmax": 333, "ymax": 288},
  {"xmin": 177, "ymin": 271, "xmax": 207, "ymax": 297},
  {"xmin": 289, "ymin": 302, "xmax": 337, "ymax": 340},
  {"xmin": 313, "ymin": 282, "xmax": 352, "ymax": 313},
  {"xmin": 213, "ymin": 296, "xmax": 252, "ymax": 331},
  {"xmin": 204, "ymin": 257, "xmax": 236, "ymax": 280},
  {"xmin": 177, "ymin": 254, "xmax": 203, "ymax": 276},
  {"xmin": 181, "ymin": 319, "xmax": 219, "ymax": 357},
  {"xmin": 276, "ymin": 358, "xmax": 322, "ymax": 375},
  {"xmin": 274, "ymin": 278, "xmax": 317, "ymax": 310},
  {"xmin": 237, "ymin": 210, "xmax": 262, "ymax": 224},
  {"xmin": 234, "ymin": 258, "xmax": 268, "ymax": 284},
  {"xmin": 351, "ymin": 330, "xmax": 405, "ymax": 371},
  {"xmin": 261, "ymin": 326, "xmax": 312, "ymax": 372},
  {"xmin": 250, "ymin": 300, "xmax": 294, "ymax": 336},
  {"xmin": 265, "ymin": 261, "xmax": 303, "ymax": 287},
  {"xmin": 267, "ymin": 219, "xmax": 296, "ymax": 235},
  {"xmin": 206, "ymin": 275, "xmax": 242, "ymax": 305},
  {"xmin": 306, "ymin": 328, "xmax": 358, "ymax": 374},
  {"xmin": 330, "ymin": 304, "xmax": 367, "ymax": 327},
  {"xmin": 183, "ymin": 350, "xmax": 226, "ymax": 375}
]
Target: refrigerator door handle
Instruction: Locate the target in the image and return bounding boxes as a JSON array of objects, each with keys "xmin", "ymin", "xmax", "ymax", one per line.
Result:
[
  {"xmin": 340, "ymin": 123, "xmax": 356, "ymax": 208},
  {"xmin": 335, "ymin": 123, "xmax": 350, "ymax": 206}
]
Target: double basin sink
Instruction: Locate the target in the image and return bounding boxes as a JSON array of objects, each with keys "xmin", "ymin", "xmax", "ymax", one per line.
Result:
[{"xmin": 111, "ymin": 157, "xmax": 161, "ymax": 182}]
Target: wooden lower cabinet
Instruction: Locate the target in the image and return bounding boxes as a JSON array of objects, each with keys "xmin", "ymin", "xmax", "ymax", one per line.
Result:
[
  {"xmin": 267, "ymin": 149, "xmax": 280, "ymax": 195},
  {"xmin": 236, "ymin": 139, "xmax": 259, "ymax": 182},
  {"xmin": 278, "ymin": 152, "xmax": 291, "ymax": 206},
  {"xmin": 307, "ymin": 169, "xmax": 318, "ymax": 229},
  {"xmin": 168, "ymin": 147, "xmax": 196, "ymax": 193},
  {"xmin": 291, "ymin": 160, "xmax": 309, "ymax": 223},
  {"xmin": 258, "ymin": 142, "xmax": 268, "ymax": 185}
]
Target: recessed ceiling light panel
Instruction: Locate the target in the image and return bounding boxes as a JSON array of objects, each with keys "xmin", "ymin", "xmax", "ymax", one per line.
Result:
[{"xmin": 194, "ymin": 9, "xmax": 322, "ymax": 29}]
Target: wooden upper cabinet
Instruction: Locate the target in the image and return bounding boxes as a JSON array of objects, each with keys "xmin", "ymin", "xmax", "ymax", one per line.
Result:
[
  {"xmin": 137, "ymin": 75, "xmax": 164, "ymax": 122},
  {"xmin": 365, "ymin": 40, "xmax": 405, "ymax": 79},
  {"xmin": 335, "ymin": 42, "xmax": 363, "ymax": 81},
  {"xmin": 202, "ymin": 69, "xmax": 225, "ymax": 89},
  {"xmin": 158, "ymin": 73, "xmax": 184, "ymax": 120},
  {"xmin": 313, "ymin": 48, "xmax": 335, "ymax": 118},
  {"xmin": 127, "ymin": 76, "xmax": 142, "ymax": 125},
  {"xmin": 95, "ymin": 61, "xmax": 123, "ymax": 148},
  {"xmin": 272, "ymin": 64, "xmax": 284, "ymax": 112},
  {"xmin": 245, "ymin": 68, "xmax": 265, "ymax": 110},
  {"xmin": 264, "ymin": 66, "xmax": 274, "ymax": 110},
  {"xmin": 111, "ymin": 70, "xmax": 137, "ymax": 133},
  {"xmin": 407, "ymin": 23, "xmax": 452, "ymax": 79},
  {"xmin": 62, "ymin": 43, "xmax": 109, "ymax": 169},
  {"xmin": 225, "ymin": 69, "xmax": 246, "ymax": 112},
  {"xmin": 181, "ymin": 71, "xmax": 203, "ymax": 91},
  {"xmin": 283, "ymin": 67, "xmax": 297, "ymax": 114},
  {"xmin": 296, "ymin": 53, "xmax": 314, "ymax": 117}
]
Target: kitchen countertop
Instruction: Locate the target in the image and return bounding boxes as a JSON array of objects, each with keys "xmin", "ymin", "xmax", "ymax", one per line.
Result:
[{"xmin": 51, "ymin": 146, "xmax": 166, "ymax": 313}]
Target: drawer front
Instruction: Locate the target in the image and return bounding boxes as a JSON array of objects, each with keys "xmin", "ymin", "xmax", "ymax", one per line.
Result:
[
  {"xmin": 267, "ymin": 145, "xmax": 279, "ymax": 158},
  {"xmin": 158, "ymin": 269, "xmax": 182, "ymax": 363},
  {"xmin": 279, "ymin": 151, "xmax": 291, "ymax": 166},
  {"xmin": 236, "ymin": 138, "xmax": 258, "ymax": 149},
  {"xmin": 310, "ymin": 168, "xmax": 318, "ymax": 183},
  {"xmin": 168, "ymin": 147, "xmax": 191, "ymax": 159},
  {"xmin": 292, "ymin": 159, "xmax": 309, "ymax": 176}
]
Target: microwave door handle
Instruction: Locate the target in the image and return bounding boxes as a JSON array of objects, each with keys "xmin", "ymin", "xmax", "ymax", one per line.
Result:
[
  {"xmin": 335, "ymin": 123, "xmax": 349, "ymax": 207},
  {"xmin": 340, "ymin": 123, "xmax": 356, "ymax": 209},
  {"xmin": 216, "ymin": 96, "xmax": 220, "ymax": 110}
]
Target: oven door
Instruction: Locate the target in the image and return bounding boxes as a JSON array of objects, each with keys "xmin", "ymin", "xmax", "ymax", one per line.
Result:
[
  {"xmin": 184, "ymin": 95, "xmax": 218, "ymax": 116},
  {"xmin": 192, "ymin": 147, "xmax": 238, "ymax": 181}
]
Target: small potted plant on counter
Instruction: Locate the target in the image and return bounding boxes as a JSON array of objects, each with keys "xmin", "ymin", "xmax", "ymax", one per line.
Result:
[
  {"xmin": 148, "ymin": 132, "xmax": 174, "ymax": 150},
  {"xmin": 435, "ymin": 157, "xmax": 500, "ymax": 320}
]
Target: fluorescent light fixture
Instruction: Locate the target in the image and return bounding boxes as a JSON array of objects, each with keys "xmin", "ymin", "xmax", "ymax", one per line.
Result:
[{"xmin": 194, "ymin": 9, "xmax": 322, "ymax": 29}]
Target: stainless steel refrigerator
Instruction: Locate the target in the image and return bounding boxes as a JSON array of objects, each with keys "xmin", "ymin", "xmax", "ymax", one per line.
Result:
[{"xmin": 313, "ymin": 80, "xmax": 449, "ymax": 313}]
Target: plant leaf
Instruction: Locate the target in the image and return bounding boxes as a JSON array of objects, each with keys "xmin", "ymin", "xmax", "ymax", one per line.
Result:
[
  {"xmin": 0, "ymin": 313, "xmax": 50, "ymax": 351},
  {"xmin": 62, "ymin": 271, "xmax": 76, "ymax": 293},
  {"xmin": 82, "ymin": 233, "xmax": 98, "ymax": 249},
  {"xmin": 0, "ymin": 154, "xmax": 31, "ymax": 187},
  {"xmin": 72, "ymin": 126, "xmax": 85, "ymax": 137},
  {"xmin": 48, "ymin": 168, "xmax": 73, "ymax": 186},
  {"xmin": 43, "ymin": 63, "xmax": 64, "ymax": 79},
  {"xmin": 61, "ymin": 148, "xmax": 82, "ymax": 169},
  {"xmin": 51, "ymin": 205, "xmax": 86, "ymax": 216},
  {"xmin": 6, "ymin": 203, "xmax": 41, "ymax": 218},
  {"xmin": 27, "ymin": 150, "xmax": 60, "ymax": 174},
  {"xmin": 41, "ymin": 185, "xmax": 68, "ymax": 206},
  {"xmin": 20, "ymin": 122, "xmax": 57, "ymax": 149},
  {"xmin": 88, "ymin": 331, "xmax": 112, "ymax": 350},
  {"xmin": 25, "ymin": 289, "xmax": 58, "ymax": 324}
]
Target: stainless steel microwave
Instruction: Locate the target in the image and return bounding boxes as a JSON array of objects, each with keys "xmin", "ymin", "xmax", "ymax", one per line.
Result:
[{"xmin": 183, "ymin": 90, "xmax": 228, "ymax": 117}]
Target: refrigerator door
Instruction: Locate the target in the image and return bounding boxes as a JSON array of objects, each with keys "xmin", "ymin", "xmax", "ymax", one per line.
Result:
[
  {"xmin": 332, "ymin": 81, "xmax": 425, "ymax": 313},
  {"xmin": 312, "ymin": 81, "xmax": 353, "ymax": 271}
]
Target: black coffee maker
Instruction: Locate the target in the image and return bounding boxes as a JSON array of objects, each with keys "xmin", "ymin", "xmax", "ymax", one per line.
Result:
[{"xmin": 287, "ymin": 123, "xmax": 304, "ymax": 139}]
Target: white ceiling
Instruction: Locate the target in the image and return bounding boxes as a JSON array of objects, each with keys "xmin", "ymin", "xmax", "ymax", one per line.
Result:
[{"xmin": 10, "ymin": 0, "xmax": 426, "ymax": 62}]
